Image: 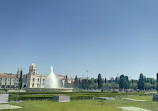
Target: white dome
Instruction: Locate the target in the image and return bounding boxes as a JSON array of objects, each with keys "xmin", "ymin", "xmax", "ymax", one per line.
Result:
[{"xmin": 29, "ymin": 63, "xmax": 36, "ymax": 69}]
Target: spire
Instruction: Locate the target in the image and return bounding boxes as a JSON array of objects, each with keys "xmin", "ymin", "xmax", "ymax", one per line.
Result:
[
  {"xmin": 17, "ymin": 67, "xmax": 20, "ymax": 78},
  {"xmin": 17, "ymin": 67, "xmax": 19, "ymax": 73}
]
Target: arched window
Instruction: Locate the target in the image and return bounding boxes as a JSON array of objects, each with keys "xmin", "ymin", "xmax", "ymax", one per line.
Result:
[{"xmin": 33, "ymin": 78, "xmax": 35, "ymax": 82}]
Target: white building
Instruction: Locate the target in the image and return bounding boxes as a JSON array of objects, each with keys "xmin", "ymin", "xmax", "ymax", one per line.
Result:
[
  {"xmin": 0, "ymin": 73, "xmax": 17, "ymax": 88},
  {"xmin": 22, "ymin": 63, "xmax": 71, "ymax": 88},
  {"xmin": 0, "ymin": 63, "xmax": 73, "ymax": 88}
]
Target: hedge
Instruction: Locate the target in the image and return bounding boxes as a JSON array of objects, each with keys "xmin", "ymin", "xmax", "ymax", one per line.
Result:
[{"xmin": 9, "ymin": 92, "xmax": 143, "ymax": 101}]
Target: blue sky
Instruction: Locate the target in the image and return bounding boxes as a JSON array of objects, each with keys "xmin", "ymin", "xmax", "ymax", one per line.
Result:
[{"xmin": 0, "ymin": 0, "xmax": 158, "ymax": 79}]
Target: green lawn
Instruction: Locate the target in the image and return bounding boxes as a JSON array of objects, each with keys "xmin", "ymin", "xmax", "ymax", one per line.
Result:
[
  {"xmin": 2, "ymin": 95, "xmax": 158, "ymax": 111},
  {"xmin": 128, "ymin": 95, "xmax": 153, "ymax": 101},
  {"xmin": 3, "ymin": 100, "xmax": 121, "ymax": 111}
]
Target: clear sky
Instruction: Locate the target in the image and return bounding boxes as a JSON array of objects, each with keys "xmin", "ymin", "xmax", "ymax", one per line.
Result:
[{"xmin": 0, "ymin": 0, "xmax": 158, "ymax": 79}]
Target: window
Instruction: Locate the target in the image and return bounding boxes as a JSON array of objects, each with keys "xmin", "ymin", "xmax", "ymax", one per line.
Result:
[{"xmin": 33, "ymin": 78, "xmax": 35, "ymax": 82}]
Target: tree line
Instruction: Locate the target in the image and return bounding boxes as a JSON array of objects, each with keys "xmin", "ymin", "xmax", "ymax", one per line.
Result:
[{"xmin": 65, "ymin": 73, "xmax": 158, "ymax": 90}]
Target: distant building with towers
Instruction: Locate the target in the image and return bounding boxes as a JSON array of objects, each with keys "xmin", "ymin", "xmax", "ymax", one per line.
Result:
[
  {"xmin": 0, "ymin": 63, "xmax": 73, "ymax": 89},
  {"xmin": 22, "ymin": 63, "xmax": 46, "ymax": 88},
  {"xmin": 23, "ymin": 63, "xmax": 73, "ymax": 88}
]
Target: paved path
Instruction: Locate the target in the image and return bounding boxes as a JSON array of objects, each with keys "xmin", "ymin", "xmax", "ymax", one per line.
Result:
[
  {"xmin": 123, "ymin": 98, "xmax": 146, "ymax": 102},
  {"xmin": 118, "ymin": 107, "xmax": 150, "ymax": 111},
  {"xmin": 0, "ymin": 104, "xmax": 22, "ymax": 110}
]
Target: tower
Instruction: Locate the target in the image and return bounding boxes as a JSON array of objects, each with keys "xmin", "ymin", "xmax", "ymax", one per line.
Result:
[
  {"xmin": 17, "ymin": 68, "xmax": 20, "ymax": 79},
  {"xmin": 27, "ymin": 63, "xmax": 37, "ymax": 88},
  {"xmin": 16, "ymin": 68, "xmax": 23, "ymax": 89},
  {"xmin": 29, "ymin": 63, "xmax": 37, "ymax": 75}
]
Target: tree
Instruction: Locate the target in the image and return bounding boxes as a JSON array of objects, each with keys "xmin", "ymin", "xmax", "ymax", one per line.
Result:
[
  {"xmin": 115, "ymin": 76, "xmax": 120, "ymax": 84},
  {"xmin": 81, "ymin": 79, "xmax": 89, "ymax": 89},
  {"xmin": 156, "ymin": 73, "xmax": 158, "ymax": 90},
  {"xmin": 138, "ymin": 73, "xmax": 145, "ymax": 90},
  {"xmin": 73, "ymin": 76, "xmax": 79, "ymax": 88},
  {"xmin": 130, "ymin": 79, "xmax": 138, "ymax": 90},
  {"xmin": 119, "ymin": 74, "xmax": 130, "ymax": 89},
  {"xmin": 19, "ymin": 70, "xmax": 23, "ymax": 89},
  {"xmin": 98, "ymin": 74, "xmax": 103, "ymax": 89},
  {"xmin": 144, "ymin": 83, "xmax": 154, "ymax": 90},
  {"xmin": 89, "ymin": 78, "xmax": 95, "ymax": 89},
  {"xmin": 78, "ymin": 79, "xmax": 81, "ymax": 89},
  {"xmin": 105, "ymin": 77, "xmax": 107, "ymax": 84},
  {"xmin": 124, "ymin": 76, "xmax": 130, "ymax": 89},
  {"xmin": 146, "ymin": 78, "xmax": 156, "ymax": 90},
  {"xmin": 64, "ymin": 75, "xmax": 69, "ymax": 88},
  {"xmin": 93, "ymin": 78, "xmax": 98, "ymax": 89},
  {"xmin": 109, "ymin": 77, "xmax": 114, "ymax": 83},
  {"xmin": 104, "ymin": 82, "xmax": 119, "ymax": 89}
]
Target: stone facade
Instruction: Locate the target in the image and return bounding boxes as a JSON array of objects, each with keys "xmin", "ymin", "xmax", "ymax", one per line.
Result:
[
  {"xmin": 0, "ymin": 63, "xmax": 72, "ymax": 88},
  {"xmin": 22, "ymin": 63, "xmax": 71, "ymax": 88},
  {"xmin": 22, "ymin": 63, "xmax": 46, "ymax": 88},
  {"xmin": 0, "ymin": 73, "xmax": 17, "ymax": 88}
]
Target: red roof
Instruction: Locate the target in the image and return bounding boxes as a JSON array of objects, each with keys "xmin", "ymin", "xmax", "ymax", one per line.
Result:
[{"xmin": 0, "ymin": 73, "xmax": 16, "ymax": 78}]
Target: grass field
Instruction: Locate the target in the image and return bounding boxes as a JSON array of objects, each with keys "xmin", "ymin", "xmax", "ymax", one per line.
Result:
[
  {"xmin": 2, "ymin": 95, "xmax": 158, "ymax": 111},
  {"xmin": 128, "ymin": 95, "xmax": 153, "ymax": 101}
]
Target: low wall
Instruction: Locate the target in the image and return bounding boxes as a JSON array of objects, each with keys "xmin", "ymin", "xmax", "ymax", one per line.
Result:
[
  {"xmin": 0, "ymin": 94, "xmax": 8, "ymax": 103},
  {"xmin": 53, "ymin": 95, "xmax": 70, "ymax": 102},
  {"xmin": 26, "ymin": 88, "xmax": 73, "ymax": 92},
  {"xmin": 153, "ymin": 93, "xmax": 158, "ymax": 101}
]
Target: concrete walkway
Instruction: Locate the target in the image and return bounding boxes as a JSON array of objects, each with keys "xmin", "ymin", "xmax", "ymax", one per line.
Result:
[
  {"xmin": 0, "ymin": 104, "xmax": 22, "ymax": 110},
  {"xmin": 118, "ymin": 107, "xmax": 150, "ymax": 111},
  {"xmin": 123, "ymin": 98, "xmax": 146, "ymax": 102}
]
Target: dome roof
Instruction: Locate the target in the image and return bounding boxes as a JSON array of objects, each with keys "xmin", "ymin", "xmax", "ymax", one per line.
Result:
[{"xmin": 29, "ymin": 63, "xmax": 36, "ymax": 69}]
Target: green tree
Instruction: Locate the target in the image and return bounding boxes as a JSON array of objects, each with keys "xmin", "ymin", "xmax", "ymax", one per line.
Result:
[
  {"xmin": 124, "ymin": 76, "xmax": 130, "ymax": 89},
  {"xmin": 64, "ymin": 75, "xmax": 69, "ymax": 88},
  {"xmin": 138, "ymin": 73, "xmax": 145, "ymax": 90},
  {"xmin": 156, "ymin": 73, "xmax": 158, "ymax": 90},
  {"xmin": 109, "ymin": 77, "xmax": 114, "ymax": 83},
  {"xmin": 81, "ymin": 79, "xmax": 89, "ymax": 89},
  {"xmin": 73, "ymin": 76, "xmax": 79, "ymax": 88},
  {"xmin": 144, "ymin": 83, "xmax": 153, "ymax": 90},
  {"xmin": 119, "ymin": 74, "xmax": 130, "ymax": 89},
  {"xmin": 93, "ymin": 79, "xmax": 98, "ymax": 89},
  {"xmin": 105, "ymin": 77, "xmax": 107, "ymax": 84},
  {"xmin": 115, "ymin": 76, "xmax": 120, "ymax": 84},
  {"xmin": 130, "ymin": 79, "xmax": 138, "ymax": 90},
  {"xmin": 104, "ymin": 82, "xmax": 119, "ymax": 89},
  {"xmin": 19, "ymin": 70, "xmax": 23, "ymax": 89},
  {"xmin": 98, "ymin": 74, "xmax": 103, "ymax": 89}
]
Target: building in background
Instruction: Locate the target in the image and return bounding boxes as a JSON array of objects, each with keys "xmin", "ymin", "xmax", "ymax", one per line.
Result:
[
  {"xmin": 0, "ymin": 63, "xmax": 73, "ymax": 88},
  {"xmin": 0, "ymin": 73, "xmax": 17, "ymax": 88}
]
